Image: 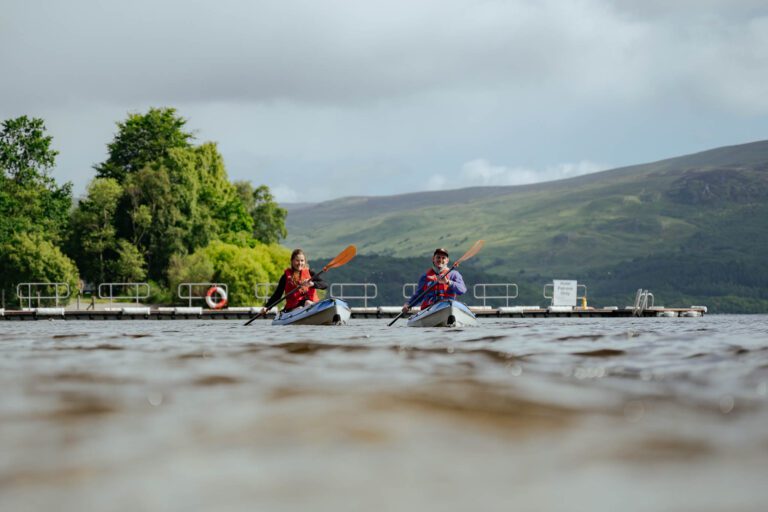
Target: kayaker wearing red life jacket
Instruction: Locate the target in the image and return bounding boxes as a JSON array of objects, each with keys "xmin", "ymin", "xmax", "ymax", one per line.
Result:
[
  {"xmin": 402, "ymin": 247, "xmax": 467, "ymax": 313},
  {"xmin": 261, "ymin": 249, "xmax": 328, "ymax": 314}
]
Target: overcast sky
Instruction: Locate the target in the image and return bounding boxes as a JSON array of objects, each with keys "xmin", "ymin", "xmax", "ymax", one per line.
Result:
[{"xmin": 2, "ymin": 0, "xmax": 767, "ymax": 202}]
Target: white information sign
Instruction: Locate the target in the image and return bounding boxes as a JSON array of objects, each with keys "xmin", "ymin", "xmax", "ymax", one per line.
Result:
[{"xmin": 552, "ymin": 280, "xmax": 578, "ymax": 306}]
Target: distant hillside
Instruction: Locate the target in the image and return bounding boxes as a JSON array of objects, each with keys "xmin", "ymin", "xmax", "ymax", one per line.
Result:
[{"xmin": 287, "ymin": 140, "xmax": 768, "ymax": 312}]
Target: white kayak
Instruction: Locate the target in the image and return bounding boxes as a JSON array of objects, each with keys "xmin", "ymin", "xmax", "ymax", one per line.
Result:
[
  {"xmin": 406, "ymin": 300, "xmax": 478, "ymax": 328},
  {"xmin": 272, "ymin": 298, "xmax": 351, "ymax": 326}
]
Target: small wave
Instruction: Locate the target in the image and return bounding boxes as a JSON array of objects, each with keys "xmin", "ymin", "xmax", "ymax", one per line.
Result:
[
  {"xmin": 571, "ymin": 349, "xmax": 626, "ymax": 357},
  {"xmin": 461, "ymin": 335, "xmax": 508, "ymax": 343},
  {"xmin": 176, "ymin": 351, "xmax": 214, "ymax": 360},
  {"xmin": 609, "ymin": 437, "xmax": 714, "ymax": 462},
  {"xmin": 47, "ymin": 392, "xmax": 117, "ymax": 420},
  {"xmin": 272, "ymin": 341, "xmax": 370, "ymax": 354},
  {"xmin": 378, "ymin": 380, "xmax": 578, "ymax": 432},
  {"xmin": 52, "ymin": 344, "xmax": 124, "ymax": 351},
  {"xmin": 556, "ymin": 334, "xmax": 605, "ymax": 342},
  {"xmin": 389, "ymin": 345, "xmax": 528, "ymax": 363},
  {"xmin": 44, "ymin": 372, "xmax": 138, "ymax": 384},
  {"xmin": 193, "ymin": 375, "xmax": 242, "ymax": 386}
]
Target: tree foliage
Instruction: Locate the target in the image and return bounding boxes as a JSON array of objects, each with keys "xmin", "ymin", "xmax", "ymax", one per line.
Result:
[
  {"xmin": 168, "ymin": 241, "xmax": 289, "ymax": 306},
  {"xmin": 67, "ymin": 178, "xmax": 123, "ymax": 283},
  {"xmin": 3, "ymin": 109, "xmax": 290, "ymax": 307},
  {"xmin": 235, "ymin": 181, "xmax": 287, "ymax": 244},
  {"xmin": 0, "ymin": 232, "xmax": 79, "ymax": 306},
  {"xmin": 111, "ymin": 239, "xmax": 147, "ymax": 282},
  {"xmin": 114, "ymin": 143, "xmax": 254, "ymax": 281},
  {"xmin": 0, "ymin": 116, "xmax": 72, "ymax": 243},
  {"xmin": 95, "ymin": 107, "xmax": 193, "ymax": 183}
]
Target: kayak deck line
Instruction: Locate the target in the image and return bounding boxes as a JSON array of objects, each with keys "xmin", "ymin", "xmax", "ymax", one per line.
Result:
[{"xmin": 0, "ymin": 305, "xmax": 707, "ymax": 320}]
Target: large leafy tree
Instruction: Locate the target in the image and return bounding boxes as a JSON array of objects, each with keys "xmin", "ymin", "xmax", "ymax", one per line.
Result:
[
  {"xmin": 0, "ymin": 116, "xmax": 76, "ymax": 300},
  {"xmin": 0, "ymin": 116, "xmax": 72, "ymax": 243},
  {"xmin": 67, "ymin": 178, "xmax": 124, "ymax": 284},
  {"xmin": 75, "ymin": 107, "xmax": 286, "ymax": 298},
  {"xmin": 95, "ymin": 107, "xmax": 193, "ymax": 183},
  {"xmin": 235, "ymin": 181, "xmax": 287, "ymax": 244},
  {"xmin": 118, "ymin": 143, "xmax": 254, "ymax": 281}
]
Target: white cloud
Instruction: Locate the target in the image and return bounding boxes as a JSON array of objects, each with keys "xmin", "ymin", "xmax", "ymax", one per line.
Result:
[
  {"xmin": 422, "ymin": 159, "xmax": 609, "ymax": 191},
  {"xmin": 446, "ymin": 159, "xmax": 609, "ymax": 189}
]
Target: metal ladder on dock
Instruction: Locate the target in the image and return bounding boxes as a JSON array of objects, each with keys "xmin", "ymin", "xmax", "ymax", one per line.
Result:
[{"xmin": 632, "ymin": 289, "xmax": 654, "ymax": 316}]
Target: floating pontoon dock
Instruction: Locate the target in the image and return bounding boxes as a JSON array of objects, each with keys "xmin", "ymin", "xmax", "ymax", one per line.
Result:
[
  {"xmin": 0, "ymin": 305, "xmax": 706, "ymax": 321},
  {"xmin": 1, "ymin": 281, "xmax": 705, "ymax": 320}
]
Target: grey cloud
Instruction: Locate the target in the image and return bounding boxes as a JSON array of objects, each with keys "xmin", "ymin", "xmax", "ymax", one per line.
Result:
[
  {"xmin": 2, "ymin": 0, "xmax": 767, "ymax": 202},
  {"xmin": 2, "ymin": 0, "xmax": 766, "ymax": 112}
]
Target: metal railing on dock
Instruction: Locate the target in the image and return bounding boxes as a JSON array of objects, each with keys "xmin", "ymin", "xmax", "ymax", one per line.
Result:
[
  {"xmin": 473, "ymin": 283, "xmax": 519, "ymax": 307},
  {"xmin": 17, "ymin": 282, "xmax": 70, "ymax": 308},
  {"xmin": 330, "ymin": 283, "xmax": 377, "ymax": 308},
  {"xmin": 99, "ymin": 282, "xmax": 151, "ymax": 305},
  {"xmin": 255, "ymin": 283, "xmax": 278, "ymax": 302}
]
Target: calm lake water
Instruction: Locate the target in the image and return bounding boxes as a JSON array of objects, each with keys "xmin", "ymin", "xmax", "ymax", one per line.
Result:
[{"xmin": 2, "ymin": 315, "xmax": 768, "ymax": 511}]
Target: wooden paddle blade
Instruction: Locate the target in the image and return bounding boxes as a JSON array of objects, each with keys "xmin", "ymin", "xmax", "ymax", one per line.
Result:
[
  {"xmin": 322, "ymin": 244, "xmax": 357, "ymax": 271},
  {"xmin": 454, "ymin": 240, "xmax": 485, "ymax": 266}
]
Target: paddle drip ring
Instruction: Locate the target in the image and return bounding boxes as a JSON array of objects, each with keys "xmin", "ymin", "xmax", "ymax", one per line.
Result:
[{"xmin": 205, "ymin": 286, "xmax": 228, "ymax": 310}]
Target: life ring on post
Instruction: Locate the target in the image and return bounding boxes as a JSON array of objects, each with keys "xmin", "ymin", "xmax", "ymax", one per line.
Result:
[{"xmin": 205, "ymin": 286, "xmax": 228, "ymax": 310}]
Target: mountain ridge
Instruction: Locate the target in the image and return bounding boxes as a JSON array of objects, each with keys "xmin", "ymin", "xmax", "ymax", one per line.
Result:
[
  {"xmin": 284, "ymin": 139, "xmax": 768, "ymax": 312},
  {"xmin": 284, "ymin": 139, "xmax": 768, "ymax": 219}
]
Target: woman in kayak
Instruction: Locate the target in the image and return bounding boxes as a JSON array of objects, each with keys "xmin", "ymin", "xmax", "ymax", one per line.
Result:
[
  {"xmin": 261, "ymin": 249, "xmax": 328, "ymax": 314},
  {"xmin": 402, "ymin": 247, "xmax": 467, "ymax": 313}
]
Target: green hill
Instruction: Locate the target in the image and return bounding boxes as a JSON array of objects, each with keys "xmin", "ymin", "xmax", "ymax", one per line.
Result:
[{"xmin": 287, "ymin": 140, "xmax": 768, "ymax": 312}]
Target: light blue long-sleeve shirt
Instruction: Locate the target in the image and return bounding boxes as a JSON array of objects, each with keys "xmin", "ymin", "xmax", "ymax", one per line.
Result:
[{"xmin": 408, "ymin": 268, "xmax": 467, "ymax": 307}]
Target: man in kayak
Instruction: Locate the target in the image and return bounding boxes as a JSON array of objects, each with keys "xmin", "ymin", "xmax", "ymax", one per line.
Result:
[
  {"xmin": 261, "ymin": 249, "xmax": 328, "ymax": 314},
  {"xmin": 402, "ymin": 247, "xmax": 467, "ymax": 313}
]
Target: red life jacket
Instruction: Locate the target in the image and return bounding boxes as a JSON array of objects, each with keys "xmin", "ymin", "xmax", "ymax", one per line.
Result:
[
  {"xmin": 284, "ymin": 267, "xmax": 319, "ymax": 310},
  {"xmin": 420, "ymin": 268, "xmax": 456, "ymax": 308}
]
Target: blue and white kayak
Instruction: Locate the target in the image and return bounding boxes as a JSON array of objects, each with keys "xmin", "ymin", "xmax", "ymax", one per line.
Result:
[
  {"xmin": 272, "ymin": 298, "xmax": 351, "ymax": 326},
  {"xmin": 406, "ymin": 300, "xmax": 477, "ymax": 328}
]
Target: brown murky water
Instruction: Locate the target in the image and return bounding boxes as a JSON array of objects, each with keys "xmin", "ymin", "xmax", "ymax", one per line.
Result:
[{"xmin": 2, "ymin": 316, "xmax": 768, "ymax": 511}]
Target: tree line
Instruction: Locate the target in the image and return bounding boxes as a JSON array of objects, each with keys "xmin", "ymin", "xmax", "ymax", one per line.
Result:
[{"xmin": 0, "ymin": 108, "xmax": 290, "ymax": 306}]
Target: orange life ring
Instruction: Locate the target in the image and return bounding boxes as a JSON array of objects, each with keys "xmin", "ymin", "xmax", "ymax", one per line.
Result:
[{"xmin": 205, "ymin": 286, "xmax": 228, "ymax": 309}]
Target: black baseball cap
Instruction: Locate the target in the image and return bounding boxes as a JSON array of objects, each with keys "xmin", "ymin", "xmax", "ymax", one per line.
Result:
[{"xmin": 433, "ymin": 248, "xmax": 449, "ymax": 257}]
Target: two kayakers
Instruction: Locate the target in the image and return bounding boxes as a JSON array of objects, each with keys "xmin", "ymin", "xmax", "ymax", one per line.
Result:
[
  {"xmin": 261, "ymin": 249, "xmax": 328, "ymax": 314},
  {"xmin": 402, "ymin": 247, "xmax": 467, "ymax": 314}
]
